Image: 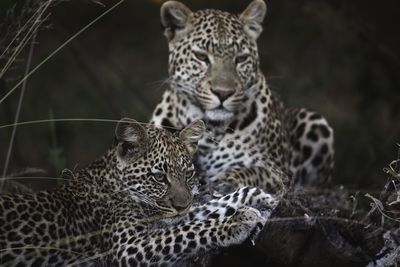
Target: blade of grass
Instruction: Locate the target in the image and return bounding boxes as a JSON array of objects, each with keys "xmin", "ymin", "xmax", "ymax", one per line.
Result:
[
  {"xmin": 0, "ymin": 1, "xmax": 51, "ymax": 79},
  {"xmin": 0, "ymin": 0, "xmax": 125, "ymax": 105},
  {"xmin": 0, "ymin": 118, "xmax": 182, "ymax": 131},
  {"xmin": 1, "ymin": 29, "xmax": 37, "ymax": 191},
  {"xmin": 0, "ymin": 1, "xmax": 47, "ymax": 60},
  {"xmin": 0, "ymin": 118, "xmax": 120, "ymax": 129},
  {"xmin": 0, "ymin": 176, "xmax": 71, "ymax": 182}
]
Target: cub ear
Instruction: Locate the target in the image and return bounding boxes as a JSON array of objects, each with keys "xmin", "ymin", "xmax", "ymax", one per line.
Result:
[
  {"xmin": 115, "ymin": 118, "xmax": 149, "ymax": 162},
  {"xmin": 240, "ymin": 0, "xmax": 267, "ymax": 40},
  {"xmin": 160, "ymin": 1, "xmax": 192, "ymax": 41},
  {"xmin": 179, "ymin": 120, "xmax": 205, "ymax": 155}
]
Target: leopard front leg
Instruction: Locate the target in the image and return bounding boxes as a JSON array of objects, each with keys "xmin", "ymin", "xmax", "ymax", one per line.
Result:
[
  {"xmin": 286, "ymin": 108, "xmax": 334, "ymax": 186},
  {"xmin": 187, "ymin": 186, "xmax": 279, "ymax": 221},
  {"xmin": 110, "ymin": 207, "xmax": 265, "ymax": 266},
  {"xmin": 209, "ymin": 165, "xmax": 288, "ymax": 196},
  {"xmin": 154, "ymin": 186, "xmax": 278, "ymax": 249}
]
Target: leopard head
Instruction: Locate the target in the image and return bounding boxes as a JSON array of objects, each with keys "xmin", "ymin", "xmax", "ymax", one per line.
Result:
[
  {"xmin": 161, "ymin": 0, "xmax": 266, "ymax": 122},
  {"xmin": 113, "ymin": 118, "xmax": 205, "ymax": 216}
]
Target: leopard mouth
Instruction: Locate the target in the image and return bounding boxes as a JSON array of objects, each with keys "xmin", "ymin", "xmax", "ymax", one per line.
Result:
[
  {"xmin": 205, "ymin": 108, "xmax": 234, "ymax": 122},
  {"xmin": 155, "ymin": 206, "xmax": 190, "ymax": 220},
  {"xmin": 176, "ymin": 205, "xmax": 191, "ymax": 216},
  {"xmin": 155, "ymin": 200, "xmax": 192, "ymax": 218}
]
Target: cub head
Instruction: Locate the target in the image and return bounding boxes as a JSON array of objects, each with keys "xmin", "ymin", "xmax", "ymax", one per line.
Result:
[
  {"xmin": 113, "ymin": 118, "xmax": 205, "ymax": 217},
  {"xmin": 161, "ymin": 0, "xmax": 266, "ymax": 122}
]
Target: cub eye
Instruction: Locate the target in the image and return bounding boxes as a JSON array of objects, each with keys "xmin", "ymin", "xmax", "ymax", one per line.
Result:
[
  {"xmin": 152, "ymin": 173, "xmax": 167, "ymax": 183},
  {"xmin": 193, "ymin": 51, "xmax": 210, "ymax": 64},
  {"xmin": 235, "ymin": 54, "xmax": 250, "ymax": 64},
  {"xmin": 185, "ymin": 169, "xmax": 195, "ymax": 180}
]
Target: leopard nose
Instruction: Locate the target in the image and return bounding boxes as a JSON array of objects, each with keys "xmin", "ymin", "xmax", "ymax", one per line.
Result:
[
  {"xmin": 170, "ymin": 195, "xmax": 192, "ymax": 212},
  {"xmin": 211, "ymin": 88, "xmax": 234, "ymax": 102}
]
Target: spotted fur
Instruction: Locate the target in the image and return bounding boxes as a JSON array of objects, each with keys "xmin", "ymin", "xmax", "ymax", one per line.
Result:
[
  {"xmin": 0, "ymin": 119, "xmax": 278, "ymax": 266},
  {"xmin": 151, "ymin": 0, "xmax": 334, "ymax": 193}
]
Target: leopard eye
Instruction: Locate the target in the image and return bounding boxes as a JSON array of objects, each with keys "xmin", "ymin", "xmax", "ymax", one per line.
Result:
[
  {"xmin": 152, "ymin": 172, "xmax": 167, "ymax": 183},
  {"xmin": 193, "ymin": 51, "xmax": 210, "ymax": 64},
  {"xmin": 235, "ymin": 54, "xmax": 250, "ymax": 64},
  {"xmin": 185, "ymin": 169, "xmax": 195, "ymax": 180}
]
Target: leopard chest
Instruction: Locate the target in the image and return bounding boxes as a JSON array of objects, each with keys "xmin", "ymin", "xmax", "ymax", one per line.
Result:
[{"xmin": 195, "ymin": 130, "xmax": 268, "ymax": 177}]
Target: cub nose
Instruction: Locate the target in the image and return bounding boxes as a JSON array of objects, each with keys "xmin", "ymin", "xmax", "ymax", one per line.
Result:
[
  {"xmin": 211, "ymin": 88, "xmax": 234, "ymax": 102},
  {"xmin": 170, "ymin": 195, "xmax": 192, "ymax": 212}
]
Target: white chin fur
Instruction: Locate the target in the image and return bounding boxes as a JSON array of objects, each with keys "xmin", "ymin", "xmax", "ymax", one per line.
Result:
[{"xmin": 205, "ymin": 109, "xmax": 234, "ymax": 121}]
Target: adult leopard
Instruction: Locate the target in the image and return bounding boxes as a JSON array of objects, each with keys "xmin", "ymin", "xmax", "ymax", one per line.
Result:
[
  {"xmin": 0, "ymin": 118, "xmax": 277, "ymax": 266},
  {"xmin": 151, "ymin": 0, "xmax": 334, "ymax": 193}
]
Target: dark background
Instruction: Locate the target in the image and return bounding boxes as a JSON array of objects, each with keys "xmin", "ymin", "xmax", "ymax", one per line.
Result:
[{"xmin": 0, "ymin": 0, "xmax": 399, "ymax": 191}]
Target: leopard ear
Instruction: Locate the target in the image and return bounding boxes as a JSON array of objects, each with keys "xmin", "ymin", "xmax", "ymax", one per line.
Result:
[
  {"xmin": 115, "ymin": 118, "xmax": 149, "ymax": 162},
  {"xmin": 161, "ymin": 1, "xmax": 192, "ymax": 41},
  {"xmin": 240, "ymin": 0, "xmax": 267, "ymax": 40},
  {"xmin": 179, "ymin": 120, "xmax": 205, "ymax": 155}
]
